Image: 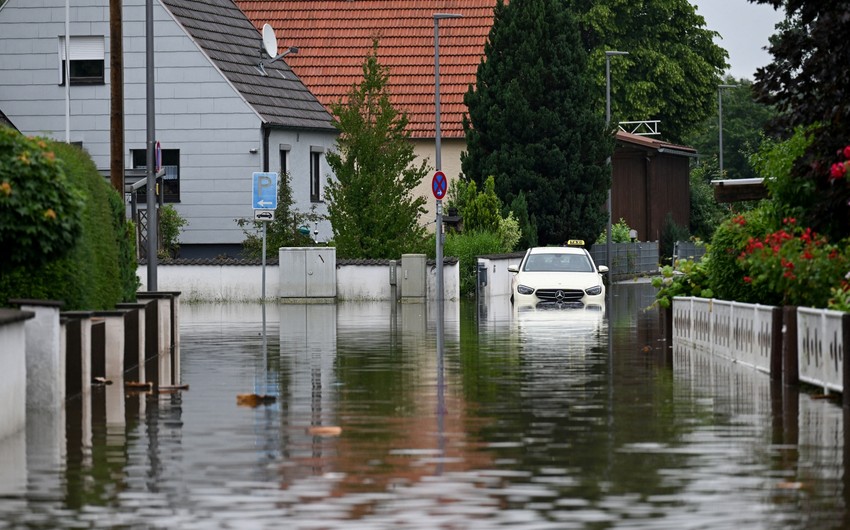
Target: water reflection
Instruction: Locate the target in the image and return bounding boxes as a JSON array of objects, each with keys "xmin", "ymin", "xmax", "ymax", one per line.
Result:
[{"xmin": 0, "ymin": 283, "xmax": 846, "ymax": 528}]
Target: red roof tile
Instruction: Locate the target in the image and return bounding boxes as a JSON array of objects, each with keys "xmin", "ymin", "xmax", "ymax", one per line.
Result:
[{"xmin": 235, "ymin": 1, "xmax": 497, "ymax": 139}]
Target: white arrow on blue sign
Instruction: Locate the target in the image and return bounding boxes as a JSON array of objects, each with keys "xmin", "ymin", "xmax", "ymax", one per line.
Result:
[{"xmin": 252, "ymin": 172, "xmax": 278, "ymax": 209}]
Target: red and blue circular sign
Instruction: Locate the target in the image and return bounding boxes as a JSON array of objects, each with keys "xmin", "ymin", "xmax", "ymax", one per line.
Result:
[{"xmin": 432, "ymin": 171, "xmax": 447, "ymax": 200}]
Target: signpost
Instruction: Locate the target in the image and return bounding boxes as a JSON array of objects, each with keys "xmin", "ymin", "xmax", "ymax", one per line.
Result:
[{"xmin": 252, "ymin": 172, "xmax": 278, "ymax": 302}]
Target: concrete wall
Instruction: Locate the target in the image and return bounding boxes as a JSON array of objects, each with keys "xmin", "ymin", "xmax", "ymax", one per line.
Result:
[
  {"xmin": 0, "ymin": 309, "xmax": 33, "ymax": 441},
  {"xmin": 139, "ymin": 259, "xmax": 460, "ymax": 302}
]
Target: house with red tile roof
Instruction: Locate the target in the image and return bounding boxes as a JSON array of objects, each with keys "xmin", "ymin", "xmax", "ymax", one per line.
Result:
[
  {"xmin": 237, "ymin": 0, "xmax": 695, "ymax": 242},
  {"xmin": 236, "ymin": 0, "xmax": 494, "ymax": 222}
]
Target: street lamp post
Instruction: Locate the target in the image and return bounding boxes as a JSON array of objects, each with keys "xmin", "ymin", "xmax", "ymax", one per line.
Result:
[
  {"xmin": 605, "ymin": 50, "xmax": 628, "ymax": 270},
  {"xmin": 717, "ymin": 84, "xmax": 739, "ymax": 177}
]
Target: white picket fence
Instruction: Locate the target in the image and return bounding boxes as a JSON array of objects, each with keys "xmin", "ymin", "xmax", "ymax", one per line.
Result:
[
  {"xmin": 797, "ymin": 307, "xmax": 846, "ymax": 393},
  {"xmin": 672, "ymin": 297, "xmax": 847, "ymax": 394},
  {"xmin": 672, "ymin": 297, "xmax": 776, "ymax": 374}
]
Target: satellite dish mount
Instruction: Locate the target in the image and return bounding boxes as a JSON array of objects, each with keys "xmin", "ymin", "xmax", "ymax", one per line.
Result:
[{"xmin": 258, "ymin": 23, "xmax": 298, "ymax": 76}]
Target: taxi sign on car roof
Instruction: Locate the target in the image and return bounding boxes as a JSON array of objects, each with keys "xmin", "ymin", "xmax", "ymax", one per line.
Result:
[{"xmin": 566, "ymin": 239, "xmax": 585, "ymax": 246}]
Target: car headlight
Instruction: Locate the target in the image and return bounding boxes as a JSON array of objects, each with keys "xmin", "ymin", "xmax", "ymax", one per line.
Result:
[
  {"xmin": 585, "ymin": 285, "xmax": 603, "ymax": 296},
  {"xmin": 516, "ymin": 284, "xmax": 535, "ymax": 295}
]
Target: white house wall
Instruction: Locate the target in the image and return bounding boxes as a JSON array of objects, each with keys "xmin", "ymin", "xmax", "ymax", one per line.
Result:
[{"xmin": 0, "ymin": 0, "xmax": 336, "ymax": 246}]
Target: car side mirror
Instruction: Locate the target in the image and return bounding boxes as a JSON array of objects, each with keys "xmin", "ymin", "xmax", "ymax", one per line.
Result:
[
  {"xmin": 508, "ymin": 265, "xmax": 519, "ymax": 273},
  {"xmin": 598, "ymin": 265, "xmax": 609, "ymax": 274}
]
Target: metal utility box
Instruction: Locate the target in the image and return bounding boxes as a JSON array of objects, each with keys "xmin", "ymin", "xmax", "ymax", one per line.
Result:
[
  {"xmin": 279, "ymin": 247, "xmax": 337, "ymax": 299},
  {"xmin": 400, "ymin": 254, "xmax": 426, "ymax": 300}
]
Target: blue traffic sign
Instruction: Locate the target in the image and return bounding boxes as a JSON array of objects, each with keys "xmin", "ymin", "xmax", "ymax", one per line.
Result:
[{"xmin": 252, "ymin": 172, "xmax": 278, "ymax": 209}]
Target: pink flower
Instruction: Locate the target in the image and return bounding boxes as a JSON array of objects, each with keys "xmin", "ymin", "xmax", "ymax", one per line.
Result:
[
  {"xmin": 830, "ymin": 162, "xmax": 846, "ymax": 180},
  {"xmin": 842, "ymin": 145, "xmax": 850, "ymax": 159}
]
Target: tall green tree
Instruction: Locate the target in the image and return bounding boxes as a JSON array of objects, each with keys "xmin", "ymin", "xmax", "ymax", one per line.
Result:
[
  {"xmin": 748, "ymin": 0, "xmax": 850, "ymax": 240},
  {"xmin": 324, "ymin": 42, "xmax": 428, "ymax": 259},
  {"xmin": 684, "ymin": 77, "xmax": 777, "ymax": 181},
  {"xmin": 462, "ymin": 0, "xmax": 613, "ymax": 246},
  {"xmin": 570, "ymin": 0, "xmax": 729, "ymax": 143}
]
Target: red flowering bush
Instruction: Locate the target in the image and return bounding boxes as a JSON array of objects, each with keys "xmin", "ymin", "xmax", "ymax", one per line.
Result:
[
  {"xmin": 738, "ymin": 217, "xmax": 850, "ymax": 308},
  {"xmin": 828, "ymin": 144, "xmax": 850, "ymax": 183}
]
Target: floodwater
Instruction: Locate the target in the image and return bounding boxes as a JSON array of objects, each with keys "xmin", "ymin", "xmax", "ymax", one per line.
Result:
[{"xmin": 1, "ymin": 282, "xmax": 847, "ymax": 529}]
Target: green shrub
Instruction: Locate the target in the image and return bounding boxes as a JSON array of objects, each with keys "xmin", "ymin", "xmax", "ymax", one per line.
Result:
[
  {"xmin": 0, "ymin": 128, "xmax": 84, "ymax": 271},
  {"xmin": 659, "ymin": 212, "xmax": 690, "ymax": 265},
  {"xmin": 704, "ymin": 208, "xmax": 774, "ymax": 303},
  {"xmin": 652, "ymin": 258, "xmax": 713, "ymax": 308},
  {"xmin": 158, "ymin": 204, "xmax": 187, "ymax": 259},
  {"xmin": 433, "ymin": 230, "xmax": 504, "ymax": 297},
  {"xmin": 0, "ymin": 138, "xmax": 137, "ymax": 309},
  {"xmin": 596, "ymin": 218, "xmax": 634, "ymax": 244}
]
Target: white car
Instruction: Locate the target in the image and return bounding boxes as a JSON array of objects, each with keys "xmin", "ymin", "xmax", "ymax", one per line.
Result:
[{"xmin": 508, "ymin": 243, "xmax": 609, "ymax": 310}]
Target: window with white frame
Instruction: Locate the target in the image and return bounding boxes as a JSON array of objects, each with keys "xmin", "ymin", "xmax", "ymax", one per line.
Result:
[
  {"xmin": 279, "ymin": 144, "xmax": 290, "ymax": 176},
  {"xmin": 58, "ymin": 36, "xmax": 105, "ymax": 85}
]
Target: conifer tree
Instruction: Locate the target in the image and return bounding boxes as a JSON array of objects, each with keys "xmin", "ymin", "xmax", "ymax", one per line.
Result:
[
  {"xmin": 324, "ymin": 42, "xmax": 428, "ymax": 258},
  {"xmin": 462, "ymin": 0, "xmax": 613, "ymax": 246}
]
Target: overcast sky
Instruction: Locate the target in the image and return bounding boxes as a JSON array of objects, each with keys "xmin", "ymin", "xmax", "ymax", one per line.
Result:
[{"xmin": 689, "ymin": 0, "xmax": 786, "ymax": 80}]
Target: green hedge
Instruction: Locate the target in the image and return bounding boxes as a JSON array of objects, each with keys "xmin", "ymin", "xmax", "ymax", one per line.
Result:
[{"xmin": 0, "ymin": 134, "xmax": 138, "ymax": 309}]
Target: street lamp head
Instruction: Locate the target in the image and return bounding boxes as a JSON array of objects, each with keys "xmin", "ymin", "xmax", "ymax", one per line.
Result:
[
  {"xmin": 434, "ymin": 13, "xmax": 463, "ymax": 20},
  {"xmin": 605, "ymin": 50, "xmax": 629, "ymax": 57}
]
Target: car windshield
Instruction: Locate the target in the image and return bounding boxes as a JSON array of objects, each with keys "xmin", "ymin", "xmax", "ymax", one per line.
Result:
[{"xmin": 522, "ymin": 253, "xmax": 594, "ymax": 273}]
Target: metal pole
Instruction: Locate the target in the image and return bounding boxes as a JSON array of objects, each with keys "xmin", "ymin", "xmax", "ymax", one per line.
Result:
[
  {"xmin": 261, "ymin": 222, "xmax": 267, "ymax": 301},
  {"xmin": 64, "ymin": 0, "xmax": 70, "ymax": 143},
  {"xmin": 145, "ymin": 0, "xmax": 157, "ymax": 290},
  {"xmin": 718, "ymin": 86, "xmax": 723, "ymax": 176},
  {"xmin": 718, "ymin": 84, "xmax": 739, "ymax": 178},
  {"xmin": 605, "ymin": 55, "xmax": 612, "ymax": 267},
  {"xmin": 604, "ymin": 51, "xmax": 627, "ymax": 268},
  {"xmin": 433, "ymin": 13, "xmax": 460, "ymax": 306}
]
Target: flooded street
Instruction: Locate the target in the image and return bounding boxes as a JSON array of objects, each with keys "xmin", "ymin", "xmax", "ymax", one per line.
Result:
[{"xmin": 1, "ymin": 282, "xmax": 847, "ymax": 529}]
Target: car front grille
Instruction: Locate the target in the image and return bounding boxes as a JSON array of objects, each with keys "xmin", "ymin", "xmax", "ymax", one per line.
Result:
[{"xmin": 535, "ymin": 288, "xmax": 585, "ymax": 303}]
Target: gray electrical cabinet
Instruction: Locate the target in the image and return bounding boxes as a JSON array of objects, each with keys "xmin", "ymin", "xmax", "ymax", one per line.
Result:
[
  {"xmin": 279, "ymin": 247, "xmax": 336, "ymax": 299},
  {"xmin": 400, "ymin": 254, "xmax": 426, "ymax": 300}
]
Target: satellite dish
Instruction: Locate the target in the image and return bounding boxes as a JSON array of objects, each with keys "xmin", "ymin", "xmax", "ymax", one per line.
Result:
[
  {"xmin": 262, "ymin": 23, "xmax": 278, "ymax": 58},
  {"xmin": 257, "ymin": 23, "xmax": 297, "ymax": 76}
]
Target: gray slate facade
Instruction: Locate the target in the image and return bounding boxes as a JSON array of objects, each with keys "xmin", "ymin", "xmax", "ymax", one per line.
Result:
[{"xmin": 0, "ymin": 0, "xmax": 337, "ymax": 252}]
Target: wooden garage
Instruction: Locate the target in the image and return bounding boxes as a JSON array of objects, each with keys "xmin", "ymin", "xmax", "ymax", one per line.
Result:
[{"xmin": 612, "ymin": 131, "xmax": 696, "ymax": 242}]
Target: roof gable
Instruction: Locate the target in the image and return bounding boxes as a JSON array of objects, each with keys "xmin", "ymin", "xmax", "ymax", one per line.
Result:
[
  {"xmin": 235, "ymin": 0, "xmax": 497, "ymax": 139},
  {"xmin": 162, "ymin": 0, "xmax": 334, "ymax": 131}
]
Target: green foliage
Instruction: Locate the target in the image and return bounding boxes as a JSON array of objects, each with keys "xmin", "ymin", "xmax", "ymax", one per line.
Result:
[
  {"xmin": 595, "ymin": 217, "xmax": 634, "ymax": 244},
  {"xmin": 659, "ymin": 212, "xmax": 690, "ymax": 265},
  {"xmin": 507, "ymin": 191, "xmax": 537, "ymax": 248},
  {"xmin": 324, "ymin": 41, "xmax": 428, "ymax": 259},
  {"xmin": 441, "ymin": 230, "xmax": 504, "ymax": 297},
  {"xmin": 0, "ymin": 128, "xmax": 84, "ymax": 271},
  {"xmin": 462, "ymin": 0, "xmax": 613, "ymax": 246},
  {"xmin": 688, "ymin": 161, "xmax": 729, "ymax": 241},
  {"xmin": 738, "ymin": 218, "xmax": 850, "ymax": 308},
  {"xmin": 749, "ymin": 125, "xmax": 816, "ymax": 224},
  {"xmin": 830, "ymin": 278, "xmax": 850, "ymax": 312},
  {"xmin": 749, "ymin": 2, "xmax": 850, "ymax": 240},
  {"xmin": 497, "ymin": 212, "xmax": 521, "ymax": 253},
  {"xmin": 158, "ymin": 204, "xmax": 187, "ymax": 259},
  {"xmin": 652, "ymin": 258, "xmax": 713, "ymax": 309},
  {"xmin": 683, "ymin": 77, "xmax": 777, "ymax": 180},
  {"xmin": 704, "ymin": 209, "xmax": 774, "ymax": 303},
  {"xmin": 237, "ymin": 171, "xmax": 319, "ymax": 258},
  {"xmin": 460, "ymin": 176, "xmax": 502, "ymax": 232},
  {"xmin": 570, "ymin": 0, "xmax": 729, "ymax": 143},
  {"xmin": 0, "ymin": 139, "xmax": 137, "ymax": 309}
]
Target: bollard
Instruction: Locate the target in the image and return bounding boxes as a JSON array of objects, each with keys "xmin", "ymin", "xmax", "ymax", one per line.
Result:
[
  {"xmin": 62, "ymin": 311, "xmax": 94, "ymax": 399},
  {"xmin": 116, "ymin": 302, "xmax": 147, "ymax": 383},
  {"xmin": 782, "ymin": 306, "xmax": 798, "ymax": 387},
  {"xmin": 8, "ymin": 299, "xmax": 64, "ymax": 411},
  {"xmin": 770, "ymin": 306, "xmax": 783, "ymax": 383}
]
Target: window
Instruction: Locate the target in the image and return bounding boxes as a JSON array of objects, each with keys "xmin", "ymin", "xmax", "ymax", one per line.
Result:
[
  {"xmin": 310, "ymin": 148, "xmax": 323, "ymax": 203},
  {"xmin": 131, "ymin": 148, "xmax": 181, "ymax": 203},
  {"xmin": 58, "ymin": 36, "xmax": 105, "ymax": 85},
  {"xmin": 279, "ymin": 144, "xmax": 290, "ymax": 176}
]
